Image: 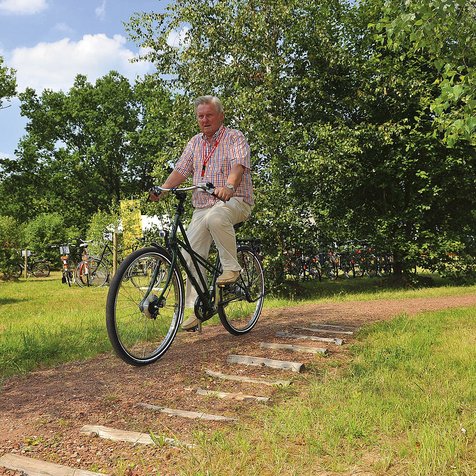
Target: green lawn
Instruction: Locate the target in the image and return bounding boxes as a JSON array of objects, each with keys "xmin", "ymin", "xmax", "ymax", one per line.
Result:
[
  {"xmin": 0, "ymin": 273, "xmax": 110, "ymax": 379},
  {"xmin": 178, "ymin": 306, "xmax": 476, "ymax": 476}
]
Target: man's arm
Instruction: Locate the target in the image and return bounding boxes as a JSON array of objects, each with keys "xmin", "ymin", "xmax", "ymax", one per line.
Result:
[
  {"xmin": 214, "ymin": 164, "xmax": 245, "ymax": 202},
  {"xmin": 149, "ymin": 170, "xmax": 187, "ymax": 201}
]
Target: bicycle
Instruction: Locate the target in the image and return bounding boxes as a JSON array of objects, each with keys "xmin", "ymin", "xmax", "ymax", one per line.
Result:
[
  {"xmin": 52, "ymin": 244, "xmax": 75, "ymax": 286},
  {"xmin": 106, "ymin": 182, "xmax": 265, "ymax": 366},
  {"xmin": 1, "ymin": 251, "xmax": 50, "ymax": 279},
  {"xmin": 74, "ymin": 239, "xmax": 110, "ymax": 288}
]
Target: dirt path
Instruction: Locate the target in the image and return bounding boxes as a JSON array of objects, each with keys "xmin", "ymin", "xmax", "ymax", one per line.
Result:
[{"xmin": 1, "ymin": 294, "xmax": 476, "ymax": 475}]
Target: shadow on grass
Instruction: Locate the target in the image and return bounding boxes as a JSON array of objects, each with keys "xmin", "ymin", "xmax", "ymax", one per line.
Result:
[
  {"xmin": 0, "ymin": 297, "xmax": 29, "ymax": 305},
  {"xmin": 275, "ymin": 273, "xmax": 476, "ymax": 300}
]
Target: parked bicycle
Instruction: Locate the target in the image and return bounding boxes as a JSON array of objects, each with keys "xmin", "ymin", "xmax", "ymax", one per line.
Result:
[
  {"xmin": 106, "ymin": 182, "xmax": 265, "ymax": 366},
  {"xmin": 0, "ymin": 251, "xmax": 50, "ymax": 279},
  {"xmin": 51, "ymin": 244, "xmax": 75, "ymax": 286},
  {"xmin": 74, "ymin": 239, "xmax": 110, "ymax": 288}
]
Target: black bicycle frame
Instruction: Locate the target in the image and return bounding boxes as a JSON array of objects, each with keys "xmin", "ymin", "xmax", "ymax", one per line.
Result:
[
  {"xmin": 141, "ymin": 191, "xmax": 221, "ymax": 317},
  {"xmin": 168, "ymin": 192, "xmax": 221, "ymax": 314}
]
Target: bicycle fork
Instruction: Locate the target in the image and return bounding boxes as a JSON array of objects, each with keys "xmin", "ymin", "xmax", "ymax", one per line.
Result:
[{"xmin": 138, "ymin": 257, "xmax": 173, "ymax": 320}]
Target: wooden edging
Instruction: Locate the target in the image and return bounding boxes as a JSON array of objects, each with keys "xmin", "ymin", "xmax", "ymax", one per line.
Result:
[
  {"xmin": 227, "ymin": 354, "xmax": 304, "ymax": 373},
  {"xmin": 137, "ymin": 403, "xmax": 237, "ymax": 421},
  {"xmin": 196, "ymin": 388, "xmax": 270, "ymax": 402},
  {"xmin": 295, "ymin": 326, "xmax": 354, "ymax": 335},
  {"xmin": 205, "ymin": 369, "xmax": 291, "ymax": 387},
  {"xmin": 0, "ymin": 453, "xmax": 108, "ymax": 476},
  {"xmin": 312, "ymin": 323, "xmax": 356, "ymax": 331},
  {"xmin": 260, "ymin": 341, "xmax": 328, "ymax": 355},
  {"xmin": 277, "ymin": 331, "xmax": 344, "ymax": 346},
  {"xmin": 80, "ymin": 424, "xmax": 194, "ymax": 448}
]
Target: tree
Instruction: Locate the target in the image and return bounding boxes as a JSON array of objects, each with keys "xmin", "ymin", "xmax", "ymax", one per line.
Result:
[
  {"xmin": 373, "ymin": 0, "xmax": 476, "ymax": 148},
  {"xmin": 126, "ymin": 0, "xmax": 359, "ymax": 285},
  {"xmin": 126, "ymin": 0, "xmax": 476, "ymax": 284},
  {"xmin": 348, "ymin": 0, "xmax": 476, "ymax": 276},
  {"xmin": 23, "ymin": 212, "xmax": 79, "ymax": 264},
  {"xmin": 0, "ymin": 55, "xmax": 16, "ymax": 109},
  {"xmin": 0, "ymin": 215, "xmax": 21, "ymax": 277},
  {"xmin": 0, "ymin": 72, "xmax": 173, "ymax": 229}
]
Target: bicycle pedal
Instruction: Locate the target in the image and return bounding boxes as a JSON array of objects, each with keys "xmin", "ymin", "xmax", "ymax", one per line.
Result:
[{"xmin": 184, "ymin": 324, "xmax": 200, "ymax": 333}]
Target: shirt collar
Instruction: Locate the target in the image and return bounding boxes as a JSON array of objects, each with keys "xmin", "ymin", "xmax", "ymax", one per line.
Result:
[{"xmin": 201, "ymin": 125, "xmax": 225, "ymax": 143}]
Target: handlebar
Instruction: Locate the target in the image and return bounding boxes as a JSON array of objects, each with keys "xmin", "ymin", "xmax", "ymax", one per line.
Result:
[{"xmin": 150, "ymin": 182, "xmax": 216, "ymax": 196}]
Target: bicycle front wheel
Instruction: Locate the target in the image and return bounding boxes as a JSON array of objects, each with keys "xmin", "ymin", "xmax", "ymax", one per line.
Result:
[
  {"xmin": 218, "ymin": 246, "xmax": 265, "ymax": 335},
  {"xmin": 2, "ymin": 264, "xmax": 22, "ymax": 279},
  {"xmin": 32, "ymin": 261, "xmax": 50, "ymax": 277},
  {"xmin": 106, "ymin": 246, "xmax": 184, "ymax": 366}
]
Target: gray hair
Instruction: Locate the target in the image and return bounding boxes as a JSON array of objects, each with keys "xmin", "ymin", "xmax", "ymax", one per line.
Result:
[{"xmin": 193, "ymin": 95, "xmax": 224, "ymax": 115}]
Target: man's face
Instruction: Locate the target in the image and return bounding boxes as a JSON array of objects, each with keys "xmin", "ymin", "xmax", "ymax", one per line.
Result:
[{"xmin": 196, "ymin": 103, "xmax": 224, "ymax": 138}]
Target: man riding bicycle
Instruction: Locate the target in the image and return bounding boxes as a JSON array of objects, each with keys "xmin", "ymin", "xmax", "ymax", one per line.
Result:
[{"xmin": 150, "ymin": 95, "xmax": 254, "ymax": 330}]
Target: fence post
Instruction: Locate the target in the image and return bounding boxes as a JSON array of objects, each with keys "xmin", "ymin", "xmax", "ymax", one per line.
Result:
[
  {"xmin": 112, "ymin": 229, "xmax": 118, "ymax": 277},
  {"xmin": 24, "ymin": 250, "xmax": 28, "ymax": 279}
]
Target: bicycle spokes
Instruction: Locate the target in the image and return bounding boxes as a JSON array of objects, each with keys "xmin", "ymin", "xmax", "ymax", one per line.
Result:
[
  {"xmin": 106, "ymin": 248, "xmax": 183, "ymax": 365},
  {"xmin": 217, "ymin": 246, "xmax": 264, "ymax": 335}
]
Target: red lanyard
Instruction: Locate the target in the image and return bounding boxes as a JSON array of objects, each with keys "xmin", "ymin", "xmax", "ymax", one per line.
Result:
[{"xmin": 201, "ymin": 127, "xmax": 226, "ymax": 177}]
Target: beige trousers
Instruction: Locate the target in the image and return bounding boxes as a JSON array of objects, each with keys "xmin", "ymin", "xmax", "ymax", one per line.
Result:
[{"xmin": 184, "ymin": 197, "xmax": 252, "ymax": 308}]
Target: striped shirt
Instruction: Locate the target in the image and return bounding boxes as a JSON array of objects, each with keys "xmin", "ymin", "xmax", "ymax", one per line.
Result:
[{"xmin": 174, "ymin": 126, "xmax": 254, "ymax": 209}]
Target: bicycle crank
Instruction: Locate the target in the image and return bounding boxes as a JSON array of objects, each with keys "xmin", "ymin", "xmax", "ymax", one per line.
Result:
[{"xmin": 193, "ymin": 296, "xmax": 216, "ymax": 323}]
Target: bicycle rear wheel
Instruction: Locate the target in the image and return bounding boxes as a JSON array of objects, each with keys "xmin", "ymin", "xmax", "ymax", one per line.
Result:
[
  {"xmin": 106, "ymin": 246, "xmax": 184, "ymax": 366},
  {"xmin": 76, "ymin": 257, "xmax": 108, "ymax": 287},
  {"xmin": 218, "ymin": 246, "xmax": 265, "ymax": 335},
  {"xmin": 32, "ymin": 261, "xmax": 50, "ymax": 277}
]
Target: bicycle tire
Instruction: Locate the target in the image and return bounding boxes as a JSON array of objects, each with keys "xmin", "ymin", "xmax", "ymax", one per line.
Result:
[
  {"xmin": 75, "ymin": 257, "xmax": 108, "ymax": 287},
  {"xmin": 106, "ymin": 246, "xmax": 184, "ymax": 366},
  {"xmin": 218, "ymin": 245, "xmax": 265, "ymax": 335},
  {"xmin": 74, "ymin": 261, "xmax": 87, "ymax": 287},
  {"xmin": 31, "ymin": 261, "xmax": 50, "ymax": 277},
  {"xmin": 2, "ymin": 263, "xmax": 22, "ymax": 279}
]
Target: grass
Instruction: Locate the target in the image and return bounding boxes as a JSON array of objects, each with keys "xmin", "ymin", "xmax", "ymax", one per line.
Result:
[
  {"xmin": 177, "ymin": 306, "xmax": 476, "ymax": 475},
  {"xmin": 0, "ymin": 273, "xmax": 110, "ymax": 379},
  {"xmin": 2, "ymin": 272, "xmax": 476, "ymax": 474},
  {"xmin": 269, "ymin": 273, "xmax": 476, "ymax": 307},
  {"xmin": 1, "ymin": 272, "xmax": 475, "ymax": 380}
]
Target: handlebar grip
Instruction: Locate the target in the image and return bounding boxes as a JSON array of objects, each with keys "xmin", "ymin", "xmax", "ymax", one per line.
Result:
[{"xmin": 149, "ymin": 186, "xmax": 163, "ymax": 195}]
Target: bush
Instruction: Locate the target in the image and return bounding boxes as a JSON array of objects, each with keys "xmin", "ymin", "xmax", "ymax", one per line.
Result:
[
  {"xmin": 0, "ymin": 215, "xmax": 22, "ymax": 279},
  {"xmin": 23, "ymin": 212, "xmax": 80, "ymax": 265}
]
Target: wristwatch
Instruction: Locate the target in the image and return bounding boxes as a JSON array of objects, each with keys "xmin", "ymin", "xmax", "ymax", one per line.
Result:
[{"xmin": 225, "ymin": 183, "xmax": 235, "ymax": 192}]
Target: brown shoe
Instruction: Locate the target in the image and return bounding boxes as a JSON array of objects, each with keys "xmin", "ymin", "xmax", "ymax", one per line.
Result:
[
  {"xmin": 216, "ymin": 270, "xmax": 240, "ymax": 286},
  {"xmin": 182, "ymin": 315, "xmax": 200, "ymax": 330}
]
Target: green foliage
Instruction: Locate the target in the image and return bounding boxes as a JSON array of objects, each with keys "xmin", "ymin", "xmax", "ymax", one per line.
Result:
[
  {"xmin": 0, "ymin": 215, "xmax": 22, "ymax": 277},
  {"xmin": 0, "ymin": 55, "xmax": 16, "ymax": 108},
  {"xmin": 125, "ymin": 0, "xmax": 476, "ymax": 286},
  {"xmin": 0, "ymin": 215, "xmax": 20, "ymax": 248},
  {"xmin": 0, "ymin": 72, "xmax": 173, "ymax": 229},
  {"xmin": 86, "ymin": 209, "xmax": 120, "ymax": 256},
  {"xmin": 23, "ymin": 212, "xmax": 79, "ymax": 262},
  {"xmin": 371, "ymin": 0, "xmax": 476, "ymax": 147}
]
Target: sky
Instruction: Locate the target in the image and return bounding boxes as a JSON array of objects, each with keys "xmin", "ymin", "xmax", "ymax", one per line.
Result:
[{"xmin": 0, "ymin": 0, "xmax": 171, "ymax": 158}]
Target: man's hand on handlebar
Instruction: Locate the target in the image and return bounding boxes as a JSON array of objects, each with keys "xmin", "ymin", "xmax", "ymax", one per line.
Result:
[
  {"xmin": 213, "ymin": 186, "xmax": 234, "ymax": 202},
  {"xmin": 149, "ymin": 185, "xmax": 168, "ymax": 201},
  {"xmin": 149, "ymin": 190, "xmax": 162, "ymax": 202}
]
